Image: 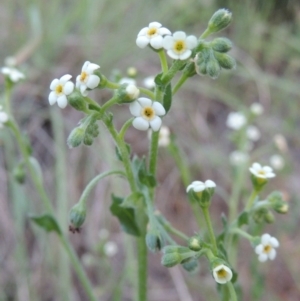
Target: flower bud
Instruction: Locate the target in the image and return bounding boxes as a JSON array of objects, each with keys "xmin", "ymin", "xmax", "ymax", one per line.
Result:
[
  {"xmin": 161, "ymin": 252, "xmax": 182, "ymax": 267},
  {"xmin": 182, "ymin": 258, "xmax": 199, "ymax": 273},
  {"xmin": 264, "ymin": 211, "xmax": 275, "ymax": 224},
  {"xmin": 211, "ymin": 38, "xmax": 232, "ymax": 53},
  {"xmin": 69, "ymin": 202, "xmax": 87, "ymax": 229},
  {"xmin": 275, "ymin": 203, "xmax": 289, "ymax": 214},
  {"xmin": 13, "ymin": 163, "xmax": 26, "ymax": 184},
  {"xmin": 214, "ymin": 52, "xmax": 236, "ymax": 70},
  {"xmin": 208, "ymin": 9, "xmax": 232, "ymax": 33},
  {"xmin": 67, "ymin": 127, "xmax": 85, "ymax": 148},
  {"xmin": 188, "ymin": 236, "xmax": 202, "ymax": 251},
  {"xmin": 68, "ymin": 90, "xmax": 87, "ymax": 112},
  {"xmin": 206, "ymin": 55, "xmax": 221, "ymax": 79},
  {"xmin": 116, "ymin": 84, "xmax": 140, "ymax": 103},
  {"xmin": 146, "ymin": 228, "xmax": 163, "ymax": 252},
  {"xmin": 83, "ymin": 134, "xmax": 93, "ymax": 146}
]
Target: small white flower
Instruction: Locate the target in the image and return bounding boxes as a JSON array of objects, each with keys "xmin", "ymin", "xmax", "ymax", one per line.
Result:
[
  {"xmin": 136, "ymin": 22, "xmax": 171, "ymax": 49},
  {"xmin": 246, "ymin": 125, "xmax": 261, "ymax": 141},
  {"xmin": 48, "ymin": 74, "xmax": 74, "ymax": 109},
  {"xmin": 186, "ymin": 180, "xmax": 216, "ymax": 193},
  {"xmin": 0, "ymin": 106, "xmax": 9, "ymax": 128},
  {"xmin": 226, "ymin": 112, "xmax": 246, "ymax": 130},
  {"xmin": 250, "ymin": 103, "xmax": 264, "ymax": 115},
  {"xmin": 126, "ymin": 84, "xmax": 140, "ymax": 100},
  {"xmin": 104, "ymin": 241, "xmax": 118, "ymax": 257},
  {"xmin": 249, "ymin": 162, "xmax": 276, "ymax": 179},
  {"xmin": 119, "ymin": 77, "xmax": 137, "ymax": 86},
  {"xmin": 255, "ymin": 233, "xmax": 279, "ymax": 262},
  {"xmin": 148, "ymin": 125, "xmax": 170, "ymax": 147},
  {"xmin": 76, "ymin": 61, "xmax": 100, "ymax": 96},
  {"xmin": 1, "ymin": 67, "xmax": 25, "ymax": 83},
  {"xmin": 143, "ymin": 76, "xmax": 155, "ymax": 89},
  {"xmin": 229, "ymin": 150, "xmax": 249, "ymax": 166},
  {"xmin": 269, "ymin": 154, "xmax": 284, "ymax": 170},
  {"xmin": 129, "ymin": 97, "xmax": 166, "ymax": 131},
  {"xmin": 163, "ymin": 31, "xmax": 197, "ymax": 60},
  {"xmin": 212, "ymin": 264, "xmax": 233, "ymax": 284},
  {"xmin": 273, "ymin": 134, "xmax": 288, "ymax": 153}
]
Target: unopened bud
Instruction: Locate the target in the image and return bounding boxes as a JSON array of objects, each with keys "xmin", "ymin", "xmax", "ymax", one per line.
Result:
[
  {"xmin": 214, "ymin": 53, "xmax": 236, "ymax": 70},
  {"xmin": 206, "ymin": 56, "xmax": 221, "ymax": 79},
  {"xmin": 69, "ymin": 202, "xmax": 87, "ymax": 229},
  {"xmin": 182, "ymin": 258, "xmax": 199, "ymax": 273},
  {"xmin": 188, "ymin": 236, "xmax": 202, "ymax": 251},
  {"xmin": 211, "ymin": 38, "xmax": 232, "ymax": 53},
  {"xmin": 83, "ymin": 134, "xmax": 93, "ymax": 146},
  {"xmin": 116, "ymin": 84, "xmax": 140, "ymax": 103},
  {"xmin": 161, "ymin": 252, "xmax": 182, "ymax": 267},
  {"xmin": 68, "ymin": 90, "xmax": 87, "ymax": 112},
  {"xmin": 67, "ymin": 127, "xmax": 85, "ymax": 148},
  {"xmin": 146, "ymin": 228, "xmax": 163, "ymax": 252},
  {"xmin": 208, "ymin": 9, "xmax": 232, "ymax": 33},
  {"xmin": 264, "ymin": 211, "xmax": 275, "ymax": 224}
]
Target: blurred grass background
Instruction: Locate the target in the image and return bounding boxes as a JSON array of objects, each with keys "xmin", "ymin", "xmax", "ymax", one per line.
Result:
[{"xmin": 0, "ymin": 0, "xmax": 300, "ymax": 300}]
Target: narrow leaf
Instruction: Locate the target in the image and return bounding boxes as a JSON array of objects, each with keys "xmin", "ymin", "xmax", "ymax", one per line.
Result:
[{"xmin": 30, "ymin": 214, "xmax": 61, "ymax": 235}]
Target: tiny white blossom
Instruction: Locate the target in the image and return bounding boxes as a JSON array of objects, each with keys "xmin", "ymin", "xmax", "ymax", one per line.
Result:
[
  {"xmin": 229, "ymin": 150, "xmax": 249, "ymax": 166},
  {"xmin": 136, "ymin": 22, "xmax": 171, "ymax": 49},
  {"xmin": 126, "ymin": 84, "xmax": 140, "ymax": 100},
  {"xmin": 76, "ymin": 61, "xmax": 100, "ymax": 96},
  {"xmin": 148, "ymin": 125, "xmax": 170, "ymax": 147},
  {"xmin": 186, "ymin": 180, "xmax": 216, "ymax": 193},
  {"xmin": 1, "ymin": 67, "xmax": 25, "ymax": 83},
  {"xmin": 255, "ymin": 233, "xmax": 279, "ymax": 262},
  {"xmin": 269, "ymin": 154, "xmax": 284, "ymax": 170},
  {"xmin": 129, "ymin": 97, "xmax": 166, "ymax": 131},
  {"xmin": 273, "ymin": 134, "xmax": 288, "ymax": 153},
  {"xmin": 163, "ymin": 31, "xmax": 197, "ymax": 60},
  {"xmin": 250, "ymin": 103, "xmax": 264, "ymax": 115},
  {"xmin": 249, "ymin": 162, "xmax": 276, "ymax": 179},
  {"xmin": 212, "ymin": 264, "xmax": 233, "ymax": 284},
  {"xmin": 226, "ymin": 112, "xmax": 246, "ymax": 130},
  {"xmin": 48, "ymin": 74, "xmax": 74, "ymax": 109},
  {"xmin": 119, "ymin": 77, "xmax": 137, "ymax": 86},
  {"xmin": 143, "ymin": 76, "xmax": 155, "ymax": 89},
  {"xmin": 0, "ymin": 106, "xmax": 9, "ymax": 128},
  {"xmin": 246, "ymin": 125, "xmax": 261, "ymax": 141},
  {"xmin": 104, "ymin": 241, "xmax": 118, "ymax": 257}
]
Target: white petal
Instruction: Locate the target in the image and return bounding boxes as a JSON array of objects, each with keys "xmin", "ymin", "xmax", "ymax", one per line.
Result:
[
  {"xmin": 0, "ymin": 112, "xmax": 8, "ymax": 123},
  {"xmin": 149, "ymin": 22, "xmax": 162, "ymax": 28},
  {"xmin": 192, "ymin": 181, "xmax": 204, "ymax": 186},
  {"xmin": 50, "ymin": 79, "xmax": 59, "ymax": 90},
  {"xmin": 137, "ymin": 97, "xmax": 152, "ymax": 108},
  {"xmin": 136, "ymin": 36, "xmax": 149, "ymax": 48},
  {"xmin": 57, "ymin": 95, "xmax": 68, "ymax": 108},
  {"xmin": 60, "ymin": 74, "xmax": 72, "ymax": 84},
  {"xmin": 152, "ymin": 101, "xmax": 166, "ymax": 116},
  {"xmin": 270, "ymin": 237, "xmax": 279, "ymax": 248},
  {"xmin": 205, "ymin": 180, "xmax": 216, "ymax": 188},
  {"xmin": 255, "ymin": 244, "xmax": 263, "ymax": 254},
  {"xmin": 48, "ymin": 92, "xmax": 57, "ymax": 105},
  {"xmin": 163, "ymin": 36, "xmax": 174, "ymax": 50},
  {"xmin": 149, "ymin": 116, "xmax": 162, "ymax": 131},
  {"xmin": 173, "ymin": 31, "xmax": 186, "ymax": 40},
  {"xmin": 129, "ymin": 101, "xmax": 142, "ymax": 117},
  {"xmin": 158, "ymin": 27, "xmax": 171, "ymax": 35},
  {"xmin": 82, "ymin": 89, "xmax": 89, "ymax": 97},
  {"xmin": 179, "ymin": 50, "xmax": 192, "ymax": 60},
  {"xmin": 258, "ymin": 253, "xmax": 268, "ymax": 262},
  {"xmin": 268, "ymin": 249, "xmax": 276, "ymax": 260},
  {"xmin": 137, "ymin": 27, "xmax": 149, "ymax": 36},
  {"xmin": 193, "ymin": 184, "xmax": 205, "ymax": 192},
  {"xmin": 86, "ymin": 74, "xmax": 100, "ymax": 89},
  {"xmin": 86, "ymin": 63, "xmax": 100, "ymax": 73},
  {"xmin": 133, "ymin": 117, "xmax": 149, "ymax": 131},
  {"xmin": 186, "ymin": 184, "xmax": 194, "ymax": 193},
  {"xmin": 263, "ymin": 166, "xmax": 273, "ymax": 173},
  {"xmin": 63, "ymin": 81, "xmax": 74, "ymax": 95},
  {"xmin": 80, "ymin": 84, "xmax": 87, "ymax": 95},
  {"xmin": 167, "ymin": 50, "xmax": 180, "ymax": 60},
  {"xmin": 82, "ymin": 61, "xmax": 90, "ymax": 71},
  {"xmin": 1, "ymin": 67, "xmax": 10, "ymax": 75},
  {"xmin": 150, "ymin": 36, "xmax": 163, "ymax": 49},
  {"xmin": 261, "ymin": 234, "xmax": 271, "ymax": 245},
  {"xmin": 186, "ymin": 35, "xmax": 198, "ymax": 49},
  {"xmin": 252, "ymin": 162, "xmax": 262, "ymax": 171}
]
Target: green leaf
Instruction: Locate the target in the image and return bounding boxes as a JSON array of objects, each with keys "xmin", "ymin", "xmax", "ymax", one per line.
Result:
[
  {"xmin": 154, "ymin": 72, "xmax": 165, "ymax": 89},
  {"xmin": 29, "ymin": 214, "xmax": 61, "ymax": 235},
  {"xmin": 115, "ymin": 144, "xmax": 131, "ymax": 162},
  {"xmin": 163, "ymin": 83, "xmax": 172, "ymax": 113},
  {"xmin": 237, "ymin": 211, "xmax": 249, "ymax": 227},
  {"xmin": 121, "ymin": 192, "xmax": 143, "ymax": 208},
  {"xmin": 110, "ymin": 195, "xmax": 140, "ymax": 236}
]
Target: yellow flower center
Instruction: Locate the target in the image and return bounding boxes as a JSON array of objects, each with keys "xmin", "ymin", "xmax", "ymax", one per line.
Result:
[
  {"xmin": 217, "ymin": 268, "xmax": 227, "ymax": 279},
  {"xmin": 147, "ymin": 28, "xmax": 157, "ymax": 36},
  {"xmin": 55, "ymin": 84, "xmax": 63, "ymax": 94},
  {"xmin": 174, "ymin": 40, "xmax": 185, "ymax": 53},
  {"xmin": 263, "ymin": 245, "xmax": 271, "ymax": 253},
  {"xmin": 142, "ymin": 106, "xmax": 155, "ymax": 120},
  {"xmin": 80, "ymin": 71, "xmax": 88, "ymax": 82},
  {"xmin": 258, "ymin": 170, "xmax": 266, "ymax": 176}
]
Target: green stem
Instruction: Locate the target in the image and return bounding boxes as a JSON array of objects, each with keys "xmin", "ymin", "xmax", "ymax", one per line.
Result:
[
  {"xmin": 138, "ymin": 87, "xmax": 155, "ymax": 99},
  {"xmin": 101, "ymin": 95, "xmax": 119, "ymax": 111},
  {"xmin": 84, "ymin": 96, "xmax": 102, "ymax": 110},
  {"xmin": 245, "ymin": 190, "xmax": 258, "ymax": 210},
  {"xmin": 161, "ymin": 60, "xmax": 185, "ymax": 84},
  {"xmin": 200, "ymin": 28, "xmax": 212, "ymax": 39},
  {"xmin": 230, "ymin": 228, "xmax": 253, "ymax": 241},
  {"xmin": 105, "ymin": 80, "xmax": 120, "ymax": 89},
  {"xmin": 226, "ymin": 282, "xmax": 238, "ymax": 301},
  {"xmin": 163, "ymin": 223, "xmax": 189, "ymax": 241},
  {"xmin": 4, "ymin": 81, "xmax": 12, "ymax": 115},
  {"xmin": 201, "ymin": 206, "xmax": 218, "ymax": 255},
  {"xmin": 119, "ymin": 118, "xmax": 134, "ymax": 140},
  {"xmin": 158, "ymin": 49, "xmax": 168, "ymax": 74},
  {"xmin": 137, "ymin": 236, "xmax": 147, "ymax": 301},
  {"xmin": 148, "ymin": 131, "xmax": 159, "ymax": 178},
  {"xmin": 172, "ymin": 74, "xmax": 188, "ymax": 95}
]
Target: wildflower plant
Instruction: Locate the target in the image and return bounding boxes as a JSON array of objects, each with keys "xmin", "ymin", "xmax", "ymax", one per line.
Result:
[{"xmin": 1, "ymin": 8, "xmax": 288, "ymax": 301}]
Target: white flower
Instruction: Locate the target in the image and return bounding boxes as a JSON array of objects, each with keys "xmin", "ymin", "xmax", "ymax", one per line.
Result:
[
  {"xmin": 126, "ymin": 84, "xmax": 140, "ymax": 100},
  {"xmin": 226, "ymin": 112, "xmax": 246, "ymax": 130},
  {"xmin": 249, "ymin": 162, "xmax": 276, "ymax": 179},
  {"xmin": 119, "ymin": 77, "xmax": 137, "ymax": 86},
  {"xmin": 212, "ymin": 264, "xmax": 233, "ymax": 284},
  {"xmin": 250, "ymin": 103, "xmax": 264, "ymax": 115},
  {"xmin": 76, "ymin": 61, "xmax": 100, "ymax": 96},
  {"xmin": 0, "ymin": 106, "xmax": 9, "ymax": 128},
  {"xmin": 129, "ymin": 97, "xmax": 166, "ymax": 131},
  {"xmin": 143, "ymin": 76, "xmax": 155, "ymax": 89},
  {"xmin": 229, "ymin": 150, "xmax": 249, "ymax": 166},
  {"xmin": 104, "ymin": 241, "xmax": 118, "ymax": 257},
  {"xmin": 148, "ymin": 125, "xmax": 170, "ymax": 147},
  {"xmin": 269, "ymin": 154, "xmax": 284, "ymax": 170},
  {"xmin": 48, "ymin": 74, "xmax": 74, "ymax": 109},
  {"xmin": 246, "ymin": 125, "xmax": 261, "ymax": 141},
  {"xmin": 1, "ymin": 67, "xmax": 25, "ymax": 83},
  {"xmin": 186, "ymin": 180, "xmax": 216, "ymax": 193},
  {"xmin": 163, "ymin": 31, "xmax": 197, "ymax": 60},
  {"xmin": 273, "ymin": 134, "xmax": 288, "ymax": 153},
  {"xmin": 136, "ymin": 22, "xmax": 171, "ymax": 49},
  {"xmin": 255, "ymin": 233, "xmax": 279, "ymax": 262}
]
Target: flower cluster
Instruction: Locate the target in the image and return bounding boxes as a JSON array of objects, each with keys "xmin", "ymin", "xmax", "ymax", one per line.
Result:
[{"xmin": 1, "ymin": 66, "xmax": 25, "ymax": 83}]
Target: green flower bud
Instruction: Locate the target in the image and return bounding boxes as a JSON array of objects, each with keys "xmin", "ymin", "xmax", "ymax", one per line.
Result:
[
  {"xmin": 252, "ymin": 207, "xmax": 268, "ymax": 224},
  {"xmin": 188, "ymin": 236, "xmax": 202, "ymax": 251},
  {"xmin": 161, "ymin": 252, "xmax": 182, "ymax": 268},
  {"xmin": 206, "ymin": 55, "xmax": 221, "ymax": 79},
  {"xmin": 86, "ymin": 122, "xmax": 99, "ymax": 138},
  {"xmin": 181, "ymin": 258, "xmax": 199, "ymax": 273},
  {"xmin": 208, "ymin": 9, "xmax": 232, "ymax": 33},
  {"xmin": 162, "ymin": 245, "xmax": 190, "ymax": 254},
  {"xmin": 275, "ymin": 203, "xmax": 289, "ymax": 214},
  {"xmin": 211, "ymin": 38, "xmax": 232, "ymax": 53},
  {"xmin": 13, "ymin": 162, "xmax": 26, "ymax": 184},
  {"xmin": 146, "ymin": 228, "xmax": 163, "ymax": 252},
  {"xmin": 83, "ymin": 134, "xmax": 93, "ymax": 146},
  {"xmin": 69, "ymin": 202, "xmax": 87, "ymax": 229},
  {"xmin": 68, "ymin": 90, "xmax": 87, "ymax": 112},
  {"xmin": 116, "ymin": 84, "xmax": 140, "ymax": 104},
  {"xmin": 214, "ymin": 52, "xmax": 236, "ymax": 70},
  {"xmin": 264, "ymin": 211, "xmax": 275, "ymax": 223},
  {"xmin": 67, "ymin": 127, "xmax": 85, "ymax": 148}
]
